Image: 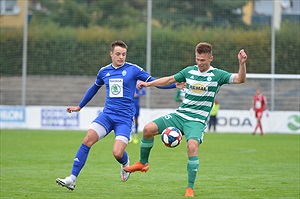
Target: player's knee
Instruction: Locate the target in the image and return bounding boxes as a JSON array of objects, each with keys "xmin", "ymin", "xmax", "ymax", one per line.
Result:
[
  {"xmin": 187, "ymin": 139, "xmax": 199, "ymax": 155},
  {"xmin": 112, "ymin": 148, "xmax": 124, "ymax": 159},
  {"xmin": 82, "ymin": 129, "xmax": 99, "ymax": 147},
  {"xmin": 143, "ymin": 122, "xmax": 157, "ymax": 138},
  {"xmin": 113, "ymin": 151, "xmax": 123, "ymax": 159},
  {"xmin": 83, "ymin": 136, "xmax": 97, "ymax": 147}
]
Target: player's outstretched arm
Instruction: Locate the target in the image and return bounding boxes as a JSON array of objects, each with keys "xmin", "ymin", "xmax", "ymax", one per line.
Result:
[
  {"xmin": 137, "ymin": 76, "xmax": 175, "ymax": 89},
  {"xmin": 233, "ymin": 49, "xmax": 247, "ymax": 84}
]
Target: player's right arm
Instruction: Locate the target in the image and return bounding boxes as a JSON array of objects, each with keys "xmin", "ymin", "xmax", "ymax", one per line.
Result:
[
  {"xmin": 137, "ymin": 76, "xmax": 175, "ymax": 88},
  {"xmin": 233, "ymin": 49, "xmax": 247, "ymax": 84},
  {"xmin": 66, "ymin": 83, "xmax": 101, "ymax": 113}
]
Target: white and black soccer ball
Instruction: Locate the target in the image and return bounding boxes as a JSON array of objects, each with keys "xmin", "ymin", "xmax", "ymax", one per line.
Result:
[{"xmin": 161, "ymin": 127, "xmax": 182, "ymax": 148}]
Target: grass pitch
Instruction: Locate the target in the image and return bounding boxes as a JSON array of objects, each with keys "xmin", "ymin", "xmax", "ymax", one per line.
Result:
[{"xmin": 0, "ymin": 129, "xmax": 299, "ymax": 199}]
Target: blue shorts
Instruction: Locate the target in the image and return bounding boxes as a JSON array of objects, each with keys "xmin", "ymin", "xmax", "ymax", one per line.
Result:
[{"xmin": 93, "ymin": 112, "xmax": 133, "ymax": 140}]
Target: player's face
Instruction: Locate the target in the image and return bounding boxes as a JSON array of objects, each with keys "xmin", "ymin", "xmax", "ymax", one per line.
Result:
[
  {"xmin": 195, "ymin": 52, "xmax": 213, "ymax": 72},
  {"xmin": 256, "ymin": 89, "xmax": 261, "ymax": 95},
  {"xmin": 110, "ymin": 46, "xmax": 127, "ymax": 67}
]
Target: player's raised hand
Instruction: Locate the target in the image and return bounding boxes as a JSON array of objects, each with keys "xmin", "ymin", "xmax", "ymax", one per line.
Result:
[
  {"xmin": 238, "ymin": 49, "xmax": 247, "ymax": 64},
  {"xmin": 66, "ymin": 106, "xmax": 81, "ymax": 113}
]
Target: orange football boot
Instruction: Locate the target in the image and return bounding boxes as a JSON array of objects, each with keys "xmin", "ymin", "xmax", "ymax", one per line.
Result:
[
  {"xmin": 124, "ymin": 161, "xmax": 149, "ymax": 173},
  {"xmin": 185, "ymin": 187, "xmax": 194, "ymax": 197}
]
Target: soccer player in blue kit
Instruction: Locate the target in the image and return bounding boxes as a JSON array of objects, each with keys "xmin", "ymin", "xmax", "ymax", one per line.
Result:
[{"xmin": 56, "ymin": 40, "xmax": 179, "ymax": 190}]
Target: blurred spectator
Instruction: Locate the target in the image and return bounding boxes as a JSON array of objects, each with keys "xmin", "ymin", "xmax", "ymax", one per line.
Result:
[
  {"xmin": 130, "ymin": 85, "xmax": 146, "ymax": 144},
  {"xmin": 208, "ymin": 100, "xmax": 220, "ymax": 132},
  {"xmin": 174, "ymin": 89, "xmax": 185, "ymax": 102},
  {"xmin": 251, "ymin": 88, "xmax": 269, "ymax": 136}
]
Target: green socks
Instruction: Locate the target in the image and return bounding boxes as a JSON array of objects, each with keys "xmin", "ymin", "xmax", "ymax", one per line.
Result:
[
  {"xmin": 140, "ymin": 137, "xmax": 154, "ymax": 164},
  {"xmin": 187, "ymin": 156, "xmax": 199, "ymax": 189}
]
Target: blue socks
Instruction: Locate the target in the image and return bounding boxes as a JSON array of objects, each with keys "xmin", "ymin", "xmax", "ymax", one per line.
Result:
[
  {"xmin": 116, "ymin": 151, "xmax": 128, "ymax": 165},
  {"xmin": 70, "ymin": 143, "xmax": 129, "ymax": 178},
  {"xmin": 71, "ymin": 144, "xmax": 90, "ymax": 177}
]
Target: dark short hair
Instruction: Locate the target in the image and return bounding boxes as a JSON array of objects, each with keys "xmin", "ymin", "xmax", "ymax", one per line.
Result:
[
  {"xmin": 110, "ymin": 40, "xmax": 128, "ymax": 51},
  {"xmin": 195, "ymin": 42, "xmax": 212, "ymax": 55}
]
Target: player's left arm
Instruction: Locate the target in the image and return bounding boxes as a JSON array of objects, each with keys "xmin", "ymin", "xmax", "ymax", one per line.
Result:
[{"xmin": 233, "ymin": 49, "xmax": 247, "ymax": 84}]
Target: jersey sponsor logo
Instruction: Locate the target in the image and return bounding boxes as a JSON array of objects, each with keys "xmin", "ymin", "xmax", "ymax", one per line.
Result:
[
  {"xmin": 109, "ymin": 79, "xmax": 123, "ymax": 97},
  {"xmin": 111, "ymin": 84, "xmax": 121, "ymax": 95},
  {"xmin": 189, "ymin": 83, "xmax": 208, "ymax": 93},
  {"xmin": 110, "ymin": 79, "xmax": 122, "ymax": 82}
]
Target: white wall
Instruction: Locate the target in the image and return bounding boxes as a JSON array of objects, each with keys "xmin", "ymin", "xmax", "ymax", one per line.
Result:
[{"xmin": 0, "ymin": 106, "xmax": 299, "ymax": 134}]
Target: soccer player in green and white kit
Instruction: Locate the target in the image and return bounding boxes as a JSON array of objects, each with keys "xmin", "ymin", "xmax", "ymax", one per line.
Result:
[{"xmin": 124, "ymin": 42, "xmax": 247, "ymax": 197}]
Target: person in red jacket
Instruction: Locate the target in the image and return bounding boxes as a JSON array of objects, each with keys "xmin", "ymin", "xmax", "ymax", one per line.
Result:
[{"xmin": 252, "ymin": 88, "xmax": 268, "ymax": 135}]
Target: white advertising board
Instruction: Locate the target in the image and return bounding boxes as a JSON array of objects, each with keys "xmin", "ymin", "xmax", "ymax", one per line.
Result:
[{"xmin": 0, "ymin": 106, "xmax": 299, "ymax": 134}]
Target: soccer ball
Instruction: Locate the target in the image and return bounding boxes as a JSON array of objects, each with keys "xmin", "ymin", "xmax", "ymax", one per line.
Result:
[{"xmin": 161, "ymin": 127, "xmax": 182, "ymax": 148}]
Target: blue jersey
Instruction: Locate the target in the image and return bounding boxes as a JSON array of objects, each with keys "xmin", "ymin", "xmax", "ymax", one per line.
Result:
[
  {"xmin": 77, "ymin": 62, "xmax": 175, "ymax": 138},
  {"xmin": 81, "ymin": 62, "xmax": 152, "ymax": 117}
]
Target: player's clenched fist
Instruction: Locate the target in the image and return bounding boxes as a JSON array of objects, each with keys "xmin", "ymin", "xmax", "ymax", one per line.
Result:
[{"xmin": 238, "ymin": 49, "xmax": 247, "ymax": 63}]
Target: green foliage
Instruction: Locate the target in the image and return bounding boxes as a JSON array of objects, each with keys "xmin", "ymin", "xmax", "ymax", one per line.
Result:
[
  {"xmin": 152, "ymin": 0, "xmax": 247, "ymax": 28},
  {"xmin": 30, "ymin": 0, "xmax": 147, "ymax": 28},
  {"xmin": 1, "ymin": 130, "xmax": 299, "ymax": 198},
  {"xmin": 0, "ymin": 28, "xmax": 23, "ymax": 75},
  {"xmin": 0, "ymin": 22, "xmax": 299, "ymax": 76},
  {"xmin": 275, "ymin": 22, "xmax": 300, "ymax": 74},
  {"xmin": 30, "ymin": 0, "xmax": 248, "ymax": 29}
]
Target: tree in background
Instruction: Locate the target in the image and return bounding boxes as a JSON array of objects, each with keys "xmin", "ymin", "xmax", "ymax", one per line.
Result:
[
  {"xmin": 30, "ymin": 0, "xmax": 147, "ymax": 28},
  {"xmin": 30, "ymin": 0, "xmax": 248, "ymax": 28},
  {"xmin": 152, "ymin": 0, "xmax": 248, "ymax": 28}
]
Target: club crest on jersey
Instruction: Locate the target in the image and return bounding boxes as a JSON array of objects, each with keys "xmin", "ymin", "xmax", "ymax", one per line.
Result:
[
  {"xmin": 122, "ymin": 70, "xmax": 127, "ymax": 76},
  {"xmin": 207, "ymin": 76, "xmax": 212, "ymax": 81},
  {"xmin": 189, "ymin": 83, "xmax": 207, "ymax": 93}
]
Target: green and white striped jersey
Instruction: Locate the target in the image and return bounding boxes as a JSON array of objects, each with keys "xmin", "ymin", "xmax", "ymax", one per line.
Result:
[{"xmin": 174, "ymin": 65, "xmax": 234, "ymax": 124}]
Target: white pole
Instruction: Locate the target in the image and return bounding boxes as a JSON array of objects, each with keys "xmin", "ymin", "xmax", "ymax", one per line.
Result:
[
  {"xmin": 22, "ymin": 0, "xmax": 28, "ymax": 106},
  {"xmin": 146, "ymin": 0, "xmax": 152, "ymax": 109},
  {"xmin": 270, "ymin": 0, "xmax": 279, "ymax": 111}
]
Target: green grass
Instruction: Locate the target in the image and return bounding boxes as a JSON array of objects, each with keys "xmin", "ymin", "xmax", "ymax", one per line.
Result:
[{"xmin": 0, "ymin": 130, "xmax": 299, "ymax": 199}]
